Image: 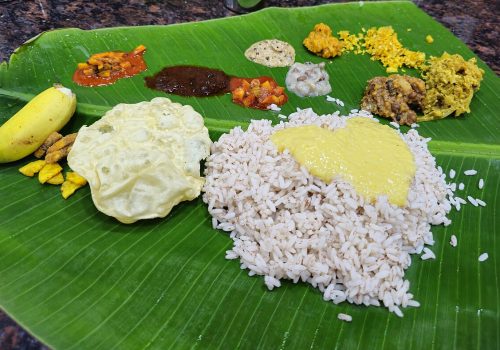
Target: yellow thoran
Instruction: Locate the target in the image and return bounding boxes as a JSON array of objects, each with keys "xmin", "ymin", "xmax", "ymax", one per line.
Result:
[
  {"xmin": 304, "ymin": 24, "xmax": 427, "ymax": 73},
  {"xmin": 363, "ymin": 26, "xmax": 426, "ymax": 72}
]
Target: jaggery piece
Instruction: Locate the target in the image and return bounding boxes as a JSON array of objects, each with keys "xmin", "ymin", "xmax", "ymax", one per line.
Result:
[
  {"xmin": 45, "ymin": 133, "xmax": 77, "ymax": 164},
  {"xmin": 361, "ymin": 74, "xmax": 426, "ymax": 125}
]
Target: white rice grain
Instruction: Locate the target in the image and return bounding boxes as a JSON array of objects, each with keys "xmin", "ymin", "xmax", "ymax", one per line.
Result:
[
  {"xmin": 467, "ymin": 196, "xmax": 478, "ymax": 206},
  {"xmin": 326, "ymin": 95, "xmax": 345, "ymax": 107},
  {"xmin": 407, "ymin": 300, "xmax": 420, "ymax": 307},
  {"xmin": 478, "ymin": 253, "xmax": 488, "ymax": 262},
  {"xmin": 421, "ymin": 247, "xmax": 436, "ymax": 260},
  {"xmin": 458, "ymin": 183, "xmax": 465, "ymax": 191},
  {"xmin": 478, "ymin": 179, "xmax": 484, "ymax": 189},
  {"xmin": 450, "ymin": 235, "xmax": 457, "ymax": 247},
  {"xmin": 475, "ymin": 198, "xmax": 486, "ymax": 207},
  {"xmin": 337, "ymin": 313, "xmax": 352, "ymax": 322},
  {"xmin": 449, "ymin": 169, "xmax": 456, "ymax": 179},
  {"xmin": 464, "ymin": 169, "xmax": 477, "ymax": 176},
  {"xmin": 267, "ymin": 104, "xmax": 281, "ymax": 112}
]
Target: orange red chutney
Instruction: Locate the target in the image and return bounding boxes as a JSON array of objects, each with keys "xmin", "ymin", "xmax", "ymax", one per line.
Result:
[
  {"xmin": 73, "ymin": 45, "xmax": 147, "ymax": 87},
  {"xmin": 230, "ymin": 77, "xmax": 287, "ymax": 110}
]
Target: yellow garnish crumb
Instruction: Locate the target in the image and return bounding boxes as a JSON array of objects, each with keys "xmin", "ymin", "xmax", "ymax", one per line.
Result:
[
  {"xmin": 61, "ymin": 172, "xmax": 87, "ymax": 199},
  {"xmin": 363, "ymin": 26, "xmax": 426, "ymax": 73},
  {"xmin": 38, "ymin": 163, "xmax": 62, "ymax": 184},
  {"xmin": 46, "ymin": 173, "xmax": 64, "ymax": 185},
  {"xmin": 407, "ymin": 28, "xmax": 412, "ymax": 32},
  {"xmin": 338, "ymin": 30, "xmax": 363, "ymax": 54},
  {"xmin": 426, "ymin": 35, "xmax": 434, "ymax": 43},
  {"xmin": 19, "ymin": 160, "xmax": 46, "ymax": 177},
  {"xmin": 303, "ymin": 23, "xmax": 343, "ymax": 58}
]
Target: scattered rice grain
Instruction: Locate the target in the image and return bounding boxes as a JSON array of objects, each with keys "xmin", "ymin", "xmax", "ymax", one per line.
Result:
[
  {"xmin": 338, "ymin": 313, "xmax": 352, "ymax": 322},
  {"xmin": 421, "ymin": 247, "xmax": 436, "ymax": 260},
  {"xmin": 478, "ymin": 253, "xmax": 488, "ymax": 262},
  {"xmin": 467, "ymin": 196, "xmax": 478, "ymax": 206},
  {"xmin": 475, "ymin": 198, "xmax": 486, "ymax": 207},
  {"xmin": 450, "ymin": 234, "xmax": 457, "ymax": 247},
  {"xmin": 267, "ymin": 103, "xmax": 282, "ymax": 112}
]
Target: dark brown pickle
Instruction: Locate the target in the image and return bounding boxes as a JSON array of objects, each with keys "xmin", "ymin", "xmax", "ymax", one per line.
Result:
[{"xmin": 145, "ymin": 66, "xmax": 231, "ymax": 97}]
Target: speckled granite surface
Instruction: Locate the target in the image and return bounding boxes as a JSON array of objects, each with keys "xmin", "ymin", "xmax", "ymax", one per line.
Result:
[{"xmin": 0, "ymin": 0, "xmax": 498, "ymax": 349}]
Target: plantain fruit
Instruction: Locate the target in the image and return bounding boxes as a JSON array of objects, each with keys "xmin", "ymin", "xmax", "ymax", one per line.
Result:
[{"xmin": 0, "ymin": 84, "xmax": 76, "ymax": 163}]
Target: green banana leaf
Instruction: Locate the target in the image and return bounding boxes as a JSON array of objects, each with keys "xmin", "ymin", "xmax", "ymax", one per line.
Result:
[{"xmin": 0, "ymin": 1, "xmax": 499, "ymax": 349}]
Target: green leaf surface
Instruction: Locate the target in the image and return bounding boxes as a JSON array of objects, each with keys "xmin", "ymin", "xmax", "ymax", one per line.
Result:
[{"xmin": 0, "ymin": 1, "xmax": 499, "ymax": 349}]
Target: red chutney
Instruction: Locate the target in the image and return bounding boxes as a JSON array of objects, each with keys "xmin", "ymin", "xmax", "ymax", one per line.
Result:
[
  {"xmin": 73, "ymin": 45, "xmax": 147, "ymax": 87},
  {"xmin": 230, "ymin": 76, "xmax": 287, "ymax": 110}
]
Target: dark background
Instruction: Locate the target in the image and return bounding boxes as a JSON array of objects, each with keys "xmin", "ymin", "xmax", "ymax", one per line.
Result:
[{"xmin": 0, "ymin": 0, "xmax": 498, "ymax": 349}]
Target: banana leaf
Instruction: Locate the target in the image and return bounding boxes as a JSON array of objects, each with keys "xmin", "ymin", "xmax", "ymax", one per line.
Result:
[{"xmin": 0, "ymin": 1, "xmax": 499, "ymax": 349}]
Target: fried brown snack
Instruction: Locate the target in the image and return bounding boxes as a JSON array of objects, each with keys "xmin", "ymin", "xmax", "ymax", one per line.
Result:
[
  {"xmin": 45, "ymin": 133, "xmax": 77, "ymax": 164},
  {"xmin": 361, "ymin": 74, "xmax": 425, "ymax": 125},
  {"xmin": 34, "ymin": 131, "xmax": 62, "ymax": 158}
]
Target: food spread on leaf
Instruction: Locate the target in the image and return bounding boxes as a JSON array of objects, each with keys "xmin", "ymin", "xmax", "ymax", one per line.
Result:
[
  {"xmin": 3, "ymin": 9, "xmax": 492, "ymax": 325},
  {"xmin": 73, "ymin": 45, "xmax": 147, "ymax": 87}
]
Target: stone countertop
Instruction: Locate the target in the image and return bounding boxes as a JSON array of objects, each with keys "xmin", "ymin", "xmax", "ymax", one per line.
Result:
[{"xmin": 0, "ymin": 0, "xmax": 498, "ymax": 349}]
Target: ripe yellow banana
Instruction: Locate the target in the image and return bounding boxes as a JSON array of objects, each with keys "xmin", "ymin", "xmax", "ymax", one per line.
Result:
[{"xmin": 0, "ymin": 84, "xmax": 76, "ymax": 163}]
